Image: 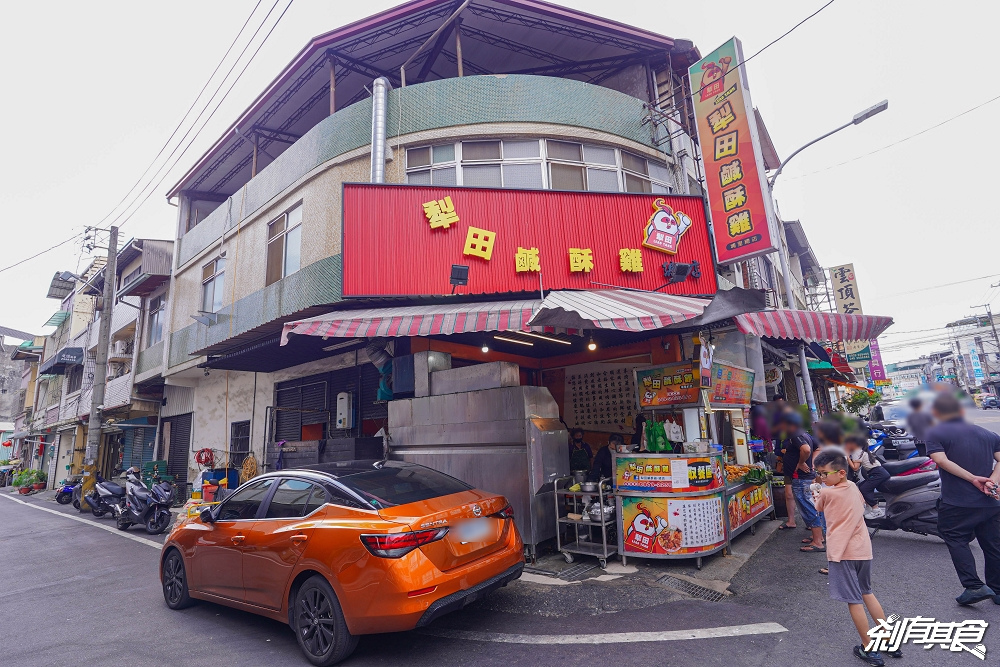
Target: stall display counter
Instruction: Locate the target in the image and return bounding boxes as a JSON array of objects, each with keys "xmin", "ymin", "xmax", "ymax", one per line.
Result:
[
  {"xmin": 553, "ymin": 476, "xmax": 617, "ymax": 569},
  {"xmin": 613, "ymin": 453, "xmax": 773, "ymax": 569}
]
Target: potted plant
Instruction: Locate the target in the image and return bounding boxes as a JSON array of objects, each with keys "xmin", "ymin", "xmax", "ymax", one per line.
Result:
[
  {"xmin": 13, "ymin": 469, "xmax": 34, "ymax": 494},
  {"xmin": 33, "ymin": 470, "xmax": 47, "ymax": 490}
]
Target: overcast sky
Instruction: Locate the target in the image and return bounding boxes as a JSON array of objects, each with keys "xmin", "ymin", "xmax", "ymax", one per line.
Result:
[{"xmin": 0, "ymin": 0, "xmax": 996, "ymax": 363}]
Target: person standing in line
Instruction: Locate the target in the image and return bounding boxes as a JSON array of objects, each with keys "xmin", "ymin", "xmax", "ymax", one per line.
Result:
[
  {"xmin": 774, "ymin": 411, "xmax": 797, "ymax": 531},
  {"xmin": 779, "ymin": 412, "xmax": 825, "ymax": 552},
  {"xmin": 906, "ymin": 397, "xmax": 933, "ymax": 456},
  {"xmin": 925, "ymin": 393, "xmax": 1000, "ymax": 605},
  {"xmin": 813, "ymin": 449, "xmax": 901, "ymax": 666}
]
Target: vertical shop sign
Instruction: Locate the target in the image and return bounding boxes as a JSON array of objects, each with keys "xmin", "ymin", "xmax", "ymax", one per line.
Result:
[
  {"xmin": 688, "ymin": 38, "xmax": 779, "ymax": 264},
  {"xmin": 969, "ymin": 345, "xmax": 985, "ymax": 385},
  {"xmin": 830, "ymin": 263, "xmax": 872, "ymax": 370},
  {"xmin": 868, "ymin": 339, "xmax": 888, "ymax": 389}
]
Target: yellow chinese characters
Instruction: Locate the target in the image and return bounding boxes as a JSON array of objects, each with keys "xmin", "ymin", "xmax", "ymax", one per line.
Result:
[
  {"xmin": 719, "ymin": 159, "xmax": 743, "ymax": 187},
  {"xmin": 714, "ymin": 131, "xmax": 738, "ymax": 160},
  {"xmin": 708, "ymin": 101, "xmax": 736, "ymax": 134},
  {"xmin": 727, "ymin": 210, "xmax": 752, "ymax": 237},
  {"xmin": 422, "ymin": 196, "xmax": 459, "ymax": 230},
  {"xmin": 722, "ymin": 184, "xmax": 747, "ymax": 212},
  {"xmin": 568, "ymin": 248, "xmax": 594, "ymax": 273},
  {"xmin": 514, "ymin": 247, "xmax": 540, "ymax": 272},
  {"xmin": 463, "ymin": 226, "xmax": 496, "ymax": 260},
  {"xmin": 619, "ymin": 248, "xmax": 643, "ymax": 273}
]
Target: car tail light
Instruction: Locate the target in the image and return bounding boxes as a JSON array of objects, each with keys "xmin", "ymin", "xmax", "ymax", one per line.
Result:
[
  {"xmin": 360, "ymin": 528, "xmax": 448, "ymax": 558},
  {"xmin": 491, "ymin": 504, "xmax": 515, "ymax": 520}
]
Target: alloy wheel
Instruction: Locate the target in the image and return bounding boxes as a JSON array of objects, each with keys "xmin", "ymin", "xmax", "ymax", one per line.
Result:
[
  {"xmin": 297, "ymin": 587, "xmax": 338, "ymax": 657},
  {"xmin": 163, "ymin": 554, "xmax": 184, "ymax": 606}
]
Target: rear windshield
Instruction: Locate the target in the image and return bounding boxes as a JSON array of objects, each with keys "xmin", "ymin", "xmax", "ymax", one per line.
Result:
[{"xmin": 339, "ymin": 466, "xmax": 472, "ymax": 509}]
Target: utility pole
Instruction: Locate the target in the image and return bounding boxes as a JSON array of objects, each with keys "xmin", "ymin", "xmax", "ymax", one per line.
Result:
[
  {"xmin": 972, "ymin": 298, "xmax": 1000, "ymax": 391},
  {"xmin": 84, "ymin": 226, "xmax": 118, "ymax": 464}
]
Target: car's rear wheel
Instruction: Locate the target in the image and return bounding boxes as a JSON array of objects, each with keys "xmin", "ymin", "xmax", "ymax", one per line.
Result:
[
  {"xmin": 162, "ymin": 549, "xmax": 194, "ymax": 609},
  {"xmin": 293, "ymin": 576, "xmax": 358, "ymax": 666}
]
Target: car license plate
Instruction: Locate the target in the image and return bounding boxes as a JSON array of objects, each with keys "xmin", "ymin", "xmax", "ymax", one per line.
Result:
[{"xmin": 455, "ymin": 518, "xmax": 491, "ymax": 543}]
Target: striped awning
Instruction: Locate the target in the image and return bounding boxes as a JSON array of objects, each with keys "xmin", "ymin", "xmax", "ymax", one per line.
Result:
[
  {"xmin": 528, "ymin": 290, "xmax": 711, "ymax": 332},
  {"xmin": 280, "ymin": 299, "xmax": 542, "ymax": 345},
  {"xmin": 734, "ymin": 310, "xmax": 893, "ymax": 342}
]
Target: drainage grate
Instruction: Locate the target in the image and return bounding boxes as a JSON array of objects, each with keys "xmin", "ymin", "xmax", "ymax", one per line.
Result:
[
  {"xmin": 558, "ymin": 563, "xmax": 598, "ymax": 581},
  {"xmin": 523, "ymin": 565, "xmax": 559, "ymax": 576},
  {"xmin": 656, "ymin": 575, "xmax": 727, "ymax": 602}
]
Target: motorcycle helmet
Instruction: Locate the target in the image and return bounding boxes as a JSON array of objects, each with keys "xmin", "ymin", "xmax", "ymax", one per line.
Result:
[{"xmin": 125, "ymin": 466, "xmax": 142, "ymax": 482}]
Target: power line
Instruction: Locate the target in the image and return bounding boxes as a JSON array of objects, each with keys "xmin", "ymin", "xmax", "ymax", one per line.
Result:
[
  {"xmin": 93, "ymin": 0, "xmax": 265, "ymax": 230},
  {"xmin": 0, "ymin": 232, "xmax": 84, "ymax": 275},
  {"xmin": 0, "ymin": 1, "xmax": 278, "ymax": 273},
  {"xmin": 109, "ymin": 0, "xmax": 292, "ymax": 232},
  {"xmin": 689, "ymin": 0, "xmax": 836, "ymax": 101},
  {"xmin": 875, "ymin": 273, "xmax": 1000, "ymax": 298},
  {"xmin": 786, "ymin": 89, "xmax": 1000, "ymax": 181}
]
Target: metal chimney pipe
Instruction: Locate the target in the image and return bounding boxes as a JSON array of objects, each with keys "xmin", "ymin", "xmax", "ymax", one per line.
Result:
[{"xmin": 370, "ymin": 77, "xmax": 390, "ymax": 183}]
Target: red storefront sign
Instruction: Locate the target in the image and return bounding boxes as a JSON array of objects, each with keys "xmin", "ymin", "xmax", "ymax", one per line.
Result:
[
  {"xmin": 342, "ymin": 184, "xmax": 718, "ymax": 297},
  {"xmin": 688, "ymin": 38, "xmax": 779, "ymax": 264}
]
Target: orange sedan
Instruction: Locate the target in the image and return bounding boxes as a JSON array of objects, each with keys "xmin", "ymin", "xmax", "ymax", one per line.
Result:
[{"xmin": 160, "ymin": 461, "xmax": 523, "ymax": 665}]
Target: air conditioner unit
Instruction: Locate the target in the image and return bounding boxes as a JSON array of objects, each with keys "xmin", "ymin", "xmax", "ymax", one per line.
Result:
[{"xmin": 112, "ymin": 340, "xmax": 129, "ymax": 356}]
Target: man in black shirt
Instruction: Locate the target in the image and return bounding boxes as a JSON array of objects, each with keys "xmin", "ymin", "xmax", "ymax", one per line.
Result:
[
  {"xmin": 926, "ymin": 393, "xmax": 1000, "ymax": 605},
  {"xmin": 590, "ymin": 434, "xmax": 621, "ymax": 481},
  {"xmin": 778, "ymin": 412, "xmax": 825, "ymax": 552}
]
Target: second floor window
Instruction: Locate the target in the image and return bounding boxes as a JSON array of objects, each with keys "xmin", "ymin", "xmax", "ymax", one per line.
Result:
[
  {"xmin": 147, "ymin": 295, "xmax": 164, "ymax": 347},
  {"xmin": 202, "ymin": 257, "xmax": 226, "ymax": 313},
  {"xmin": 65, "ymin": 365, "xmax": 83, "ymax": 394},
  {"xmin": 266, "ymin": 204, "xmax": 302, "ymax": 286}
]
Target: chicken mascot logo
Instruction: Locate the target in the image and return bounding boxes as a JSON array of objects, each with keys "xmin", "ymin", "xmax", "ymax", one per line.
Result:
[
  {"xmin": 642, "ymin": 198, "xmax": 692, "ymax": 255},
  {"xmin": 699, "ymin": 55, "xmax": 732, "ymax": 101}
]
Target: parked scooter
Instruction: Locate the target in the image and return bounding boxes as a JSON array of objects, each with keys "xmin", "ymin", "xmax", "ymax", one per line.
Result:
[
  {"xmin": 865, "ymin": 469, "xmax": 941, "ymax": 538},
  {"xmin": 86, "ymin": 474, "xmax": 127, "ymax": 517},
  {"xmin": 112, "ymin": 466, "xmax": 175, "ymax": 535},
  {"xmin": 55, "ymin": 478, "xmax": 80, "ymax": 505}
]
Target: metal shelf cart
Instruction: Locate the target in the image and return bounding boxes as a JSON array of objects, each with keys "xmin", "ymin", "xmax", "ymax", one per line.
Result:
[{"xmin": 554, "ymin": 476, "xmax": 617, "ymax": 569}]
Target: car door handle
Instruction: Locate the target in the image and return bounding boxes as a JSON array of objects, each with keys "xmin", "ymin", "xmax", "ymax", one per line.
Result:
[
  {"xmin": 290, "ymin": 534, "xmax": 308, "ymax": 545},
  {"xmin": 231, "ymin": 534, "xmax": 245, "ymax": 544}
]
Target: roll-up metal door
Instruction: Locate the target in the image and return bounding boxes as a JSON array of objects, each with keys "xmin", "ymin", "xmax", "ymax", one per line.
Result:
[{"xmin": 162, "ymin": 413, "xmax": 192, "ymax": 484}]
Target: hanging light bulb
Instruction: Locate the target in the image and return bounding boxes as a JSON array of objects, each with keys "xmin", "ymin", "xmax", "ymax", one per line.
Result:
[
  {"xmin": 587, "ymin": 337, "xmax": 597, "ymax": 351},
  {"xmin": 481, "ymin": 343, "xmax": 490, "ymax": 353}
]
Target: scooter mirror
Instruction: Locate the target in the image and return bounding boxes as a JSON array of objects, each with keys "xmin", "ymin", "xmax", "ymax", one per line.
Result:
[{"xmin": 199, "ymin": 507, "xmax": 215, "ymax": 524}]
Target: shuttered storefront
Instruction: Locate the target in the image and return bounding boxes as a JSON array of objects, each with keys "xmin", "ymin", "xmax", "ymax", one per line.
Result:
[
  {"xmin": 161, "ymin": 413, "xmax": 192, "ymax": 484},
  {"xmin": 119, "ymin": 418, "xmax": 157, "ymax": 472}
]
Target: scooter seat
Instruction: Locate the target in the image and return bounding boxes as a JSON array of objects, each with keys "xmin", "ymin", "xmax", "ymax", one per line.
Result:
[
  {"xmin": 882, "ymin": 457, "xmax": 929, "ymax": 476},
  {"xmin": 881, "ymin": 471, "xmax": 938, "ymax": 495},
  {"xmin": 103, "ymin": 482, "xmax": 125, "ymax": 495}
]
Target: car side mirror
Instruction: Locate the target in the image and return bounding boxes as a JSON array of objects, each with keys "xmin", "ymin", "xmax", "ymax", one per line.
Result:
[{"xmin": 200, "ymin": 507, "xmax": 215, "ymax": 524}]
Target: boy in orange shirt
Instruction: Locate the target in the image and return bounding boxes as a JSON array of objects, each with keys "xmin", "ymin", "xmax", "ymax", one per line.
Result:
[{"xmin": 813, "ymin": 449, "xmax": 901, "ymax": 666}]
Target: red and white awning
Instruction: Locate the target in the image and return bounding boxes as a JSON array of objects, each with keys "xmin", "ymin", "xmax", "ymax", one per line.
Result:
[
  {"xmin": 734, "ymin": 310, "xmax": 893, "ymax": 342},
  {"xmin": 281, "ymin": 299, "xmax": 542, "ymax": 345},
  {"xmin": 528, "ymin": 290, "xmax": 710, "ymax": 332}
]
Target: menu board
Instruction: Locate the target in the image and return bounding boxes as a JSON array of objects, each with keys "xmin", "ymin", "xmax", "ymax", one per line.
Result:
[
  {"xmin": 635, "ymin": 363, "xmax": 699, "ymax": 408},
  {"xmin": 615, "ymin": 455, "xmax": 724, "ymax": 493},
  {"xmin": 564, "ymin": 363, "xmax": 639, "ymax": 433},
  {"xmin": 621, "ymin": 495, "xmax": 726, "ymax": 555},
  {"xmin": 727, "ymin": 483, "xmax": 773, "ymax": 532},
  {"xmin": 708, "ymin": 363, "xmax": 755, "ymax": 406}
]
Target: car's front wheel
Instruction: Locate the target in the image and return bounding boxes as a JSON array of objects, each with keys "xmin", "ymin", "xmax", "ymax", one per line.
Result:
[
  {"xmin": 162, "ymin": 549, "xmax": 194, "ymax": 609},
  {"xmin": 293, "ymin": 575, "xmax": 358, "ymax": 666}
]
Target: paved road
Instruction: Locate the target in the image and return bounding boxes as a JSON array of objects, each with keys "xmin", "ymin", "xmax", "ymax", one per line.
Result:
[{"xmin": 3, "ymin": 408, "xmax": 999, "ymax": 666}]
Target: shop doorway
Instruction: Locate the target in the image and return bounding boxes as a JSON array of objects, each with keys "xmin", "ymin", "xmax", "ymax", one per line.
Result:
[{"xmin": 160, "ymin": 413, "xmax": 191, "ymax": 485}]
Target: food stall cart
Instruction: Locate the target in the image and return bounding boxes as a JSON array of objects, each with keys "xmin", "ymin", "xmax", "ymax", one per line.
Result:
[{"xmin": 615, "ymin": 360, "xmax": 773, "ymax": 568}]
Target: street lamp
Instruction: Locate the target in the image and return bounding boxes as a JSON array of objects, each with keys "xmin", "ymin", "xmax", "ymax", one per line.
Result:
[{"xmin": 767, "ymin": 100, "xmax": 888, "ymax": 423}]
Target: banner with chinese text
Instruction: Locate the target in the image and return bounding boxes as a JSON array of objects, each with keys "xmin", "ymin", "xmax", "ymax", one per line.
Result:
[
  {"xmin": 342, "ymin": 185, "xmax": 717, "ymax": 297},
  {"xmin": 830, "ymin": 263, "xmax": 871, "ymax": 371},
  {"xmin": 688, "ymin": 38, "xmax": 779, "ymax": 264},
  {"xmin": 614, "ymin": 454, "xmax": 724, "ymax": 493},
  {"xmin": 635, "ymin": 363, "xmax": 700, "ymax": 407},
  {"xmin": 621, "ymin": 495, "xmax": 726, "ymax": 555}
]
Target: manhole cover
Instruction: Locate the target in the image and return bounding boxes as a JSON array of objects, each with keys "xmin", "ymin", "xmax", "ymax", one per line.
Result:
[{"xmin": 656, "ymin": 575, "xmax": 727, "ymax": 602}]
